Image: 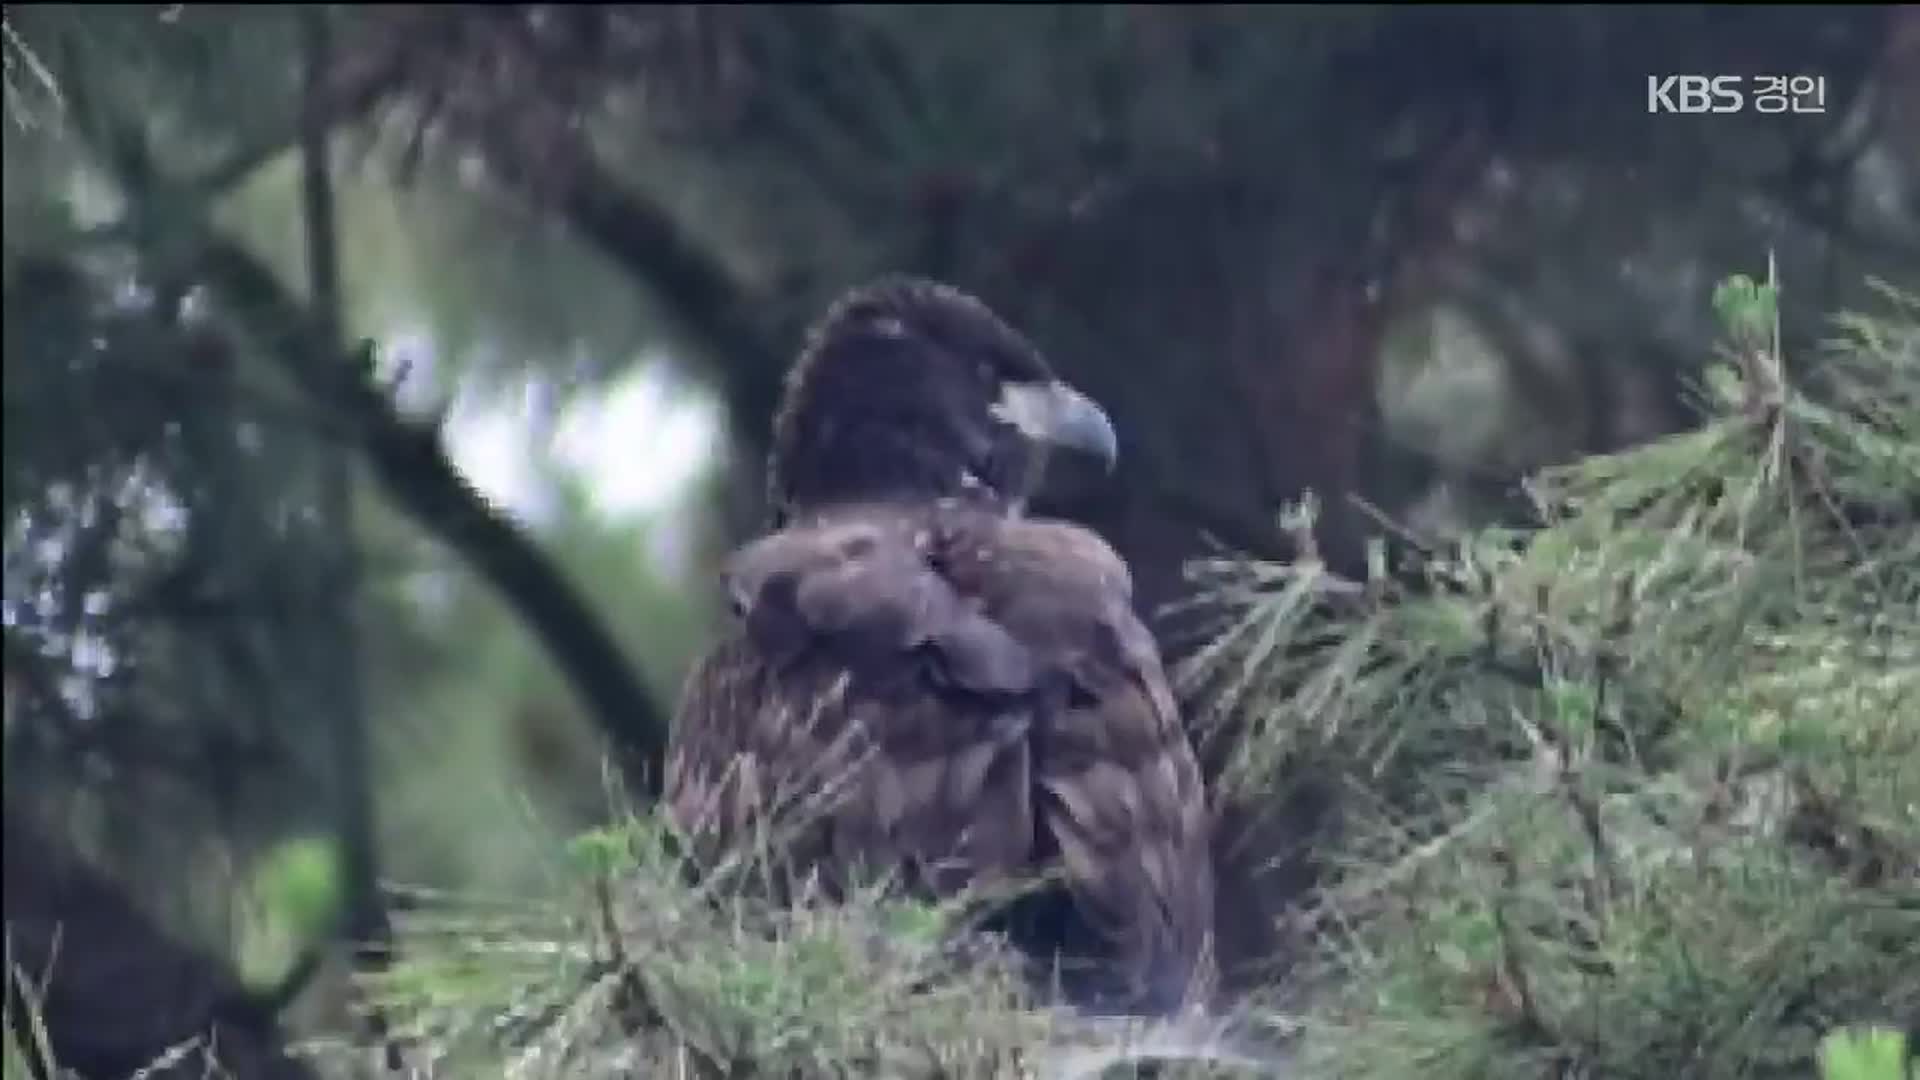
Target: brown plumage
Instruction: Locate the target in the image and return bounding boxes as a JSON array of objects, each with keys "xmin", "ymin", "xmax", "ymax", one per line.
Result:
[{"xmin": 664, "ymin": 277, "xmax": 1215, "ymax": 1014}]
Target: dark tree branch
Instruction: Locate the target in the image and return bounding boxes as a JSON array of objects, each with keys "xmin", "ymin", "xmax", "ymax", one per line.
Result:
[
  {"xmin": 195, "ymin": 241, "xmax": 674, "ymax": 785},
  {"xmin": 76, "ymin": 110, "xmax": 675, "ymax": 788}
]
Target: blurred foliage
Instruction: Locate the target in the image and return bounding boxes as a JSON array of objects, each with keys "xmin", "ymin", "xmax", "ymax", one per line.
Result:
[
  {"xmin": 1819, "ymin": 1028, "xmax": 1913, "ymax": 1080},
  {"xmin": 217, "ymin": 154, "xmax": 666, "ymax": 401},
  {"xmin": 237, "ymin": 836, "xmax": 345, "ymax": 993},
  {"xmin": 4, "ymin": 5, "xmax": 720, "ymax": 1070},
  {"xmin": 2, "ymin": 248, "xmax": 345, "ymax": 944},
  {"xmin": 365, "ymin": 482, "xmax": 715, "ymax": 900}
]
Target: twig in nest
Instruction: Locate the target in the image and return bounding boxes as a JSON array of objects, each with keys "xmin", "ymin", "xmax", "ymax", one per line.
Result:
[
  {"xmin": 1487, "ymin": 846, "xmax": 1552, "ymax": 1045},
  {"xmin": 589, "ymin": 870, "xmax": 736, "ymax": 1080}
]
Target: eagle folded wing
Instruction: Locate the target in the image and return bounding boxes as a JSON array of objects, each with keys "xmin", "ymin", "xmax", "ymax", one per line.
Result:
[
  {"xmin": 666, "ymin": 507, "xmax": 1213, "ymax": 1011},
  {"xmin": 668, "ymin": 509, "xmax": 1042, "ymax": 900},
  {"xmin": 940, "ymin": 517, "xmax": 1217, "ymax": 1012}
]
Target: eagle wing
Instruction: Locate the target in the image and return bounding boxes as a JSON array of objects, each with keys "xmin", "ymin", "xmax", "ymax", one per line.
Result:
[
  {"xmin": 663, "ymin": 504, "xmax": 1214, "ymax": 1012},
  {"xmin": 936, "ymin": 517, "xmax": 1216, "ymax": 1011}
]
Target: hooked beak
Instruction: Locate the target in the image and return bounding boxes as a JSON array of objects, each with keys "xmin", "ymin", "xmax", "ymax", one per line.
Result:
[{"xmin": 992, "ymin": 380, "xmax": 1119, "ymax": 473}]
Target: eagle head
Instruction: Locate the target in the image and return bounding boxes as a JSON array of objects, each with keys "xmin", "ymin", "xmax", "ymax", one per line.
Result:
[{"xmin": 767, "ymin": 276, "xmax": 1117, "ymax": 524}]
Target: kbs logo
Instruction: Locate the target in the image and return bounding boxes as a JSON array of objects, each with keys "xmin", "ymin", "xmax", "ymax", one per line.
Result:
[
  {"xmin": 1647, "ymin": 75, "xmax": 1743, "ymax": 114},
  {"xmin": 1648, "ymin": 75, "xmax": 1827, "ymax": 115}
]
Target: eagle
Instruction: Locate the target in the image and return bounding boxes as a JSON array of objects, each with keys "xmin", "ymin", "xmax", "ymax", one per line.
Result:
[{"xmin": 663, "ymin": 276, "xmax": 1216, "ymax": 1016}]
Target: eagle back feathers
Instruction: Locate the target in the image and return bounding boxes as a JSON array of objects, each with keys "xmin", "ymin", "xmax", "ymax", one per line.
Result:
[{"xmin": 666, "ymin": 500, "xmax": 1215, "ymax": 1014}]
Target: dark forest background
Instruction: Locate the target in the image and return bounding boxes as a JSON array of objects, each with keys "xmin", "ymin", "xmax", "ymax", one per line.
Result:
[{"xmin": 3, "ymin": 5, "xmax": 1915, "ymax": 1078}]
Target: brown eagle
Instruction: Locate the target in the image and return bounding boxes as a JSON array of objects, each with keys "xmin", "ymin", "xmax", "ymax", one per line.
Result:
[{"xmin": 663, "ymin": 276, "xmax": 1215, "ymax": 1015}]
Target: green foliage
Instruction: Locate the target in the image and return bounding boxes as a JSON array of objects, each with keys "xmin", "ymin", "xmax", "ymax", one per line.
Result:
[
  {"xmin": 254, "ymin": 835, "xmax": 347, "ymax": 942},
  {"xmin": 1714, "ymin": 271, "xmax": 1781, "ymax": 353},
  {"xmin": 235, "ymin": 836, "xmax": 347, "ymax": 997},
  {"xmin": 365, "ymin": 815, "xmax": 1300, "ymax": 1077},
  {"xmin": 1181, "ymin": 279, "xmax": 1920, "ymax": 1078},
  {"xmin": 1819, "ymin": 1028, "xmax": 1913, "ymax": 1080},
  {"xmin": 365, "ymin": 810, "xmax": 1065, "ymax": 1078},
  {"xmin": 563, "ymin": 824, "xmax": 638, "ymax": 881}
]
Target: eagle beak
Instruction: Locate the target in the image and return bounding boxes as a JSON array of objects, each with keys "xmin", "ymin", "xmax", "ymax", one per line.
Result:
[{"xmin": 994, "ymin": 380, "xmax": 1120, "ymax": 473}]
